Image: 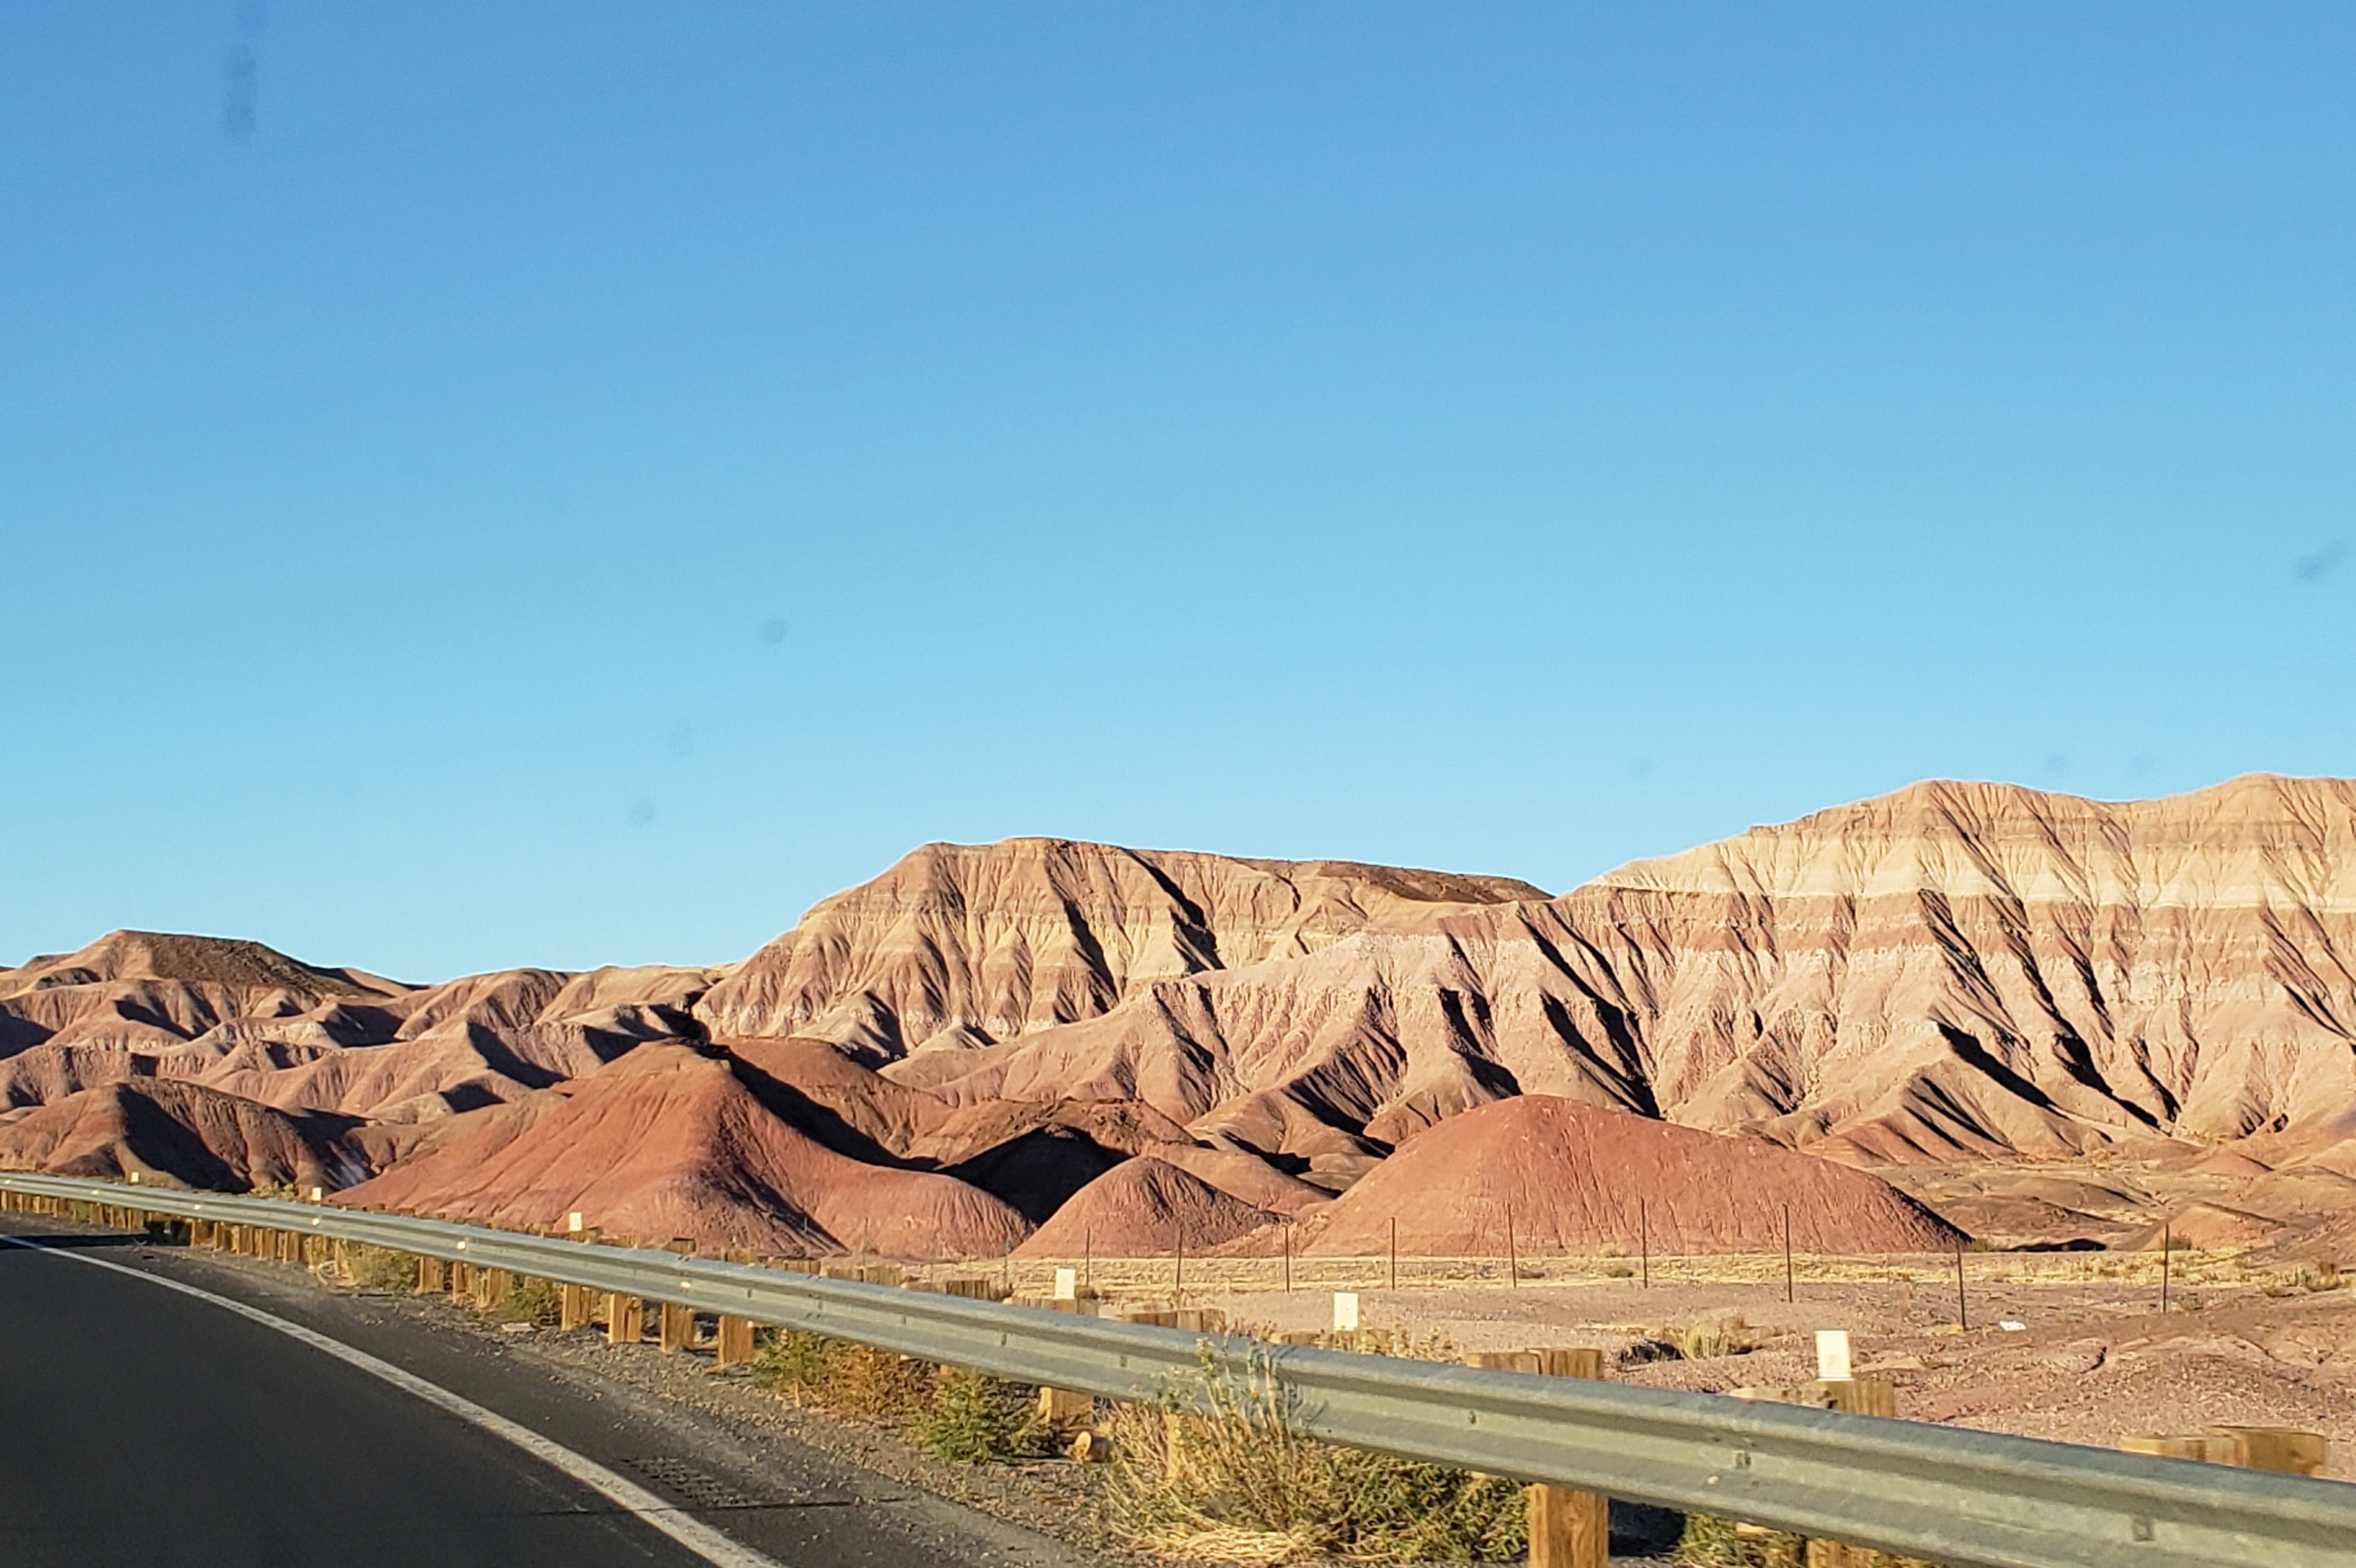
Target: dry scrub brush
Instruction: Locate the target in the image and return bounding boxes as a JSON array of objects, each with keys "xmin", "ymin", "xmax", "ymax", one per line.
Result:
[
  {"xmin": 1103, "ymin": 1347, "xmax": 1526, "ymax": 1564},
  {"xmin": 751, "ymin": 1330, "xmax": 1049, "ymax": 1463},
  {"xmin": 496, "ymin": 1276, "xmax": 563, "ymax": 1327},
  {"xmin": 1676, "ymin": 1314, "xmax": 1760, "ymax": 1361},
  {"xmin": 323, "ymin": 1242, "xmax": 417, "ymax": 1294},
  {"xmin": 756, "ymin": 1329, "xmax": 936, "ymax": 1424}
]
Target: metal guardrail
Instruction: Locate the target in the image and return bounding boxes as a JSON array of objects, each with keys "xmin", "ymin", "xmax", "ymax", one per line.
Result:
[{"xmin": 4, "ymin": 1170, "xmax": 2351, "ymax": 1568}]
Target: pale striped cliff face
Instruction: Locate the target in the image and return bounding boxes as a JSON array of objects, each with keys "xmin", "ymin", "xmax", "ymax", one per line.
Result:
[
  {"xmin": 1574, "ymin": 776, "xmax": 2356, "ymax": 1155},
  {"xmin": 809, "ymin": 779, "xmax": 2356, "ymax": 1167},
  {"xmin": 689, "ymin": 838, "xmax": 1546, "ymax": 1058}
]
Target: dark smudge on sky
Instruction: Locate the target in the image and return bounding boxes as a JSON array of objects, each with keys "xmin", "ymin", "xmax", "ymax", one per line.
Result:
[
  {"xmin": 2295, "ymin": 541, "xmax": 2346, "ymax": 582},
  {"xmin": 221, "ymin": 46, "xmax": 256, "ymax": 142},
  {"xmin": 221, "ymin": 3, "xmax": 265, "ymax": 144}
]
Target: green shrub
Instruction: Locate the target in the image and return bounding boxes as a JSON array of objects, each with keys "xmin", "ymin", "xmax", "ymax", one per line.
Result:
[
  {"xmin": 1675, "ymin": 1511, "xmax": 1938, "ymax": 1567},
  {"xmin": 753, "ymin": 1327, "xmax": 843, "ymax": 1395},
  {"xmin": 496, "ymin": 1276, "xmax": 563, "ymax": 1326},
  {"xmin": 910, "ymin": 1367, "xmax": 1050, "ymax": 1464}
]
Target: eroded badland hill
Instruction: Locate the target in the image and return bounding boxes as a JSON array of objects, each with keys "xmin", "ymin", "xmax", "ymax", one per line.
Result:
[{"xmin": 11, "ymin": 776, "xmax": 2356, "ymax": 1260}]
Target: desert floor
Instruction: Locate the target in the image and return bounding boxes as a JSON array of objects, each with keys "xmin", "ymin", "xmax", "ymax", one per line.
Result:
[{"xmin": 978, "ymin": 1244, "xmax": 2355, "ymax": 1481}]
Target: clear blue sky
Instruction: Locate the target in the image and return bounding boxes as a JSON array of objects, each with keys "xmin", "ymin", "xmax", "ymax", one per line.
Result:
[{"xmin": 4, "ymin": 4, "xmax": 2352, "ymax": 982}]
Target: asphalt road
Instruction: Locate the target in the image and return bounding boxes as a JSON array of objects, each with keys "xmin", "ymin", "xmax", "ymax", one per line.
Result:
[{"xmin": 0, "ymin": 1216, "xmax": 1093, "ymax": 1568}]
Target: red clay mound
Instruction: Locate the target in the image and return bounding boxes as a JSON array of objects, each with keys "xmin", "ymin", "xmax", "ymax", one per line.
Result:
[
  {"xmin": 337, "ymin": 1043, "xmax": 1029, "ymax": 1258},
  {"xmin": 0, "ymin": 1080, "xmax": 371, "ymax": 1192},
  {"xmin": 1296, "ymin": 1096, "xmax": 1966, "ymax": 1256},
  {"xmin": 1016, "ymin": 1156, "xmax": 1281, "ymax": 1258}
]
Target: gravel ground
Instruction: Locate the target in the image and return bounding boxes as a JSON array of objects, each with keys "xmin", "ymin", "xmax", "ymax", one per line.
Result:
[{"xmin": 1208, "ymin": 1266, "xmax": 2356, "ymax": 1479}]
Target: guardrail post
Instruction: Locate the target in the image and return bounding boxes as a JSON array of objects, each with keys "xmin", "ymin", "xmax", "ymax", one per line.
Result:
[
  {"xmin": 716, "ymin": 1314, "xmax": 756, "ymax": 1368},
  {"xmin": 418, "ymin": 1256, "xmax": 447, "ymax": 1294},
  {"xmin": 607, "ymin": 1294, "xmax": 642, "ymax": 1346},
  {"xmin": 1038, "ymin": 1383, "xmax": 1095, "ymax": 1431},
  {"xmin": 560, "ymin": 1282, "xmax": 595, "ymax": 1331},
  {"xmin": 1729, "ymin": 1376, "xmax": 1898, "ymax": 1566},
  {"xmin": 659, "ymin": 1301, "xmax": 693, "ymax": 1352},
  {"xmin": 1469, "ymin": 1349, "xmax": 1609, "ymax": 1568}
]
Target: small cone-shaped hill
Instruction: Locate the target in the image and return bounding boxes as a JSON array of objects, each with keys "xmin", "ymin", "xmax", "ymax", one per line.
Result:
[
  {"xmin": 0, "ymin": 1080, "xmax": 370, "ymax": 1192},
  {"xmin": 1016, "ymin": 1155, "xmax": 1282, "ymax": 1258},
  {"xmin": 1296, "ymin": 1096, "xmax": 1966, "ymax": 1256},
  {"xmin": 337, "ymin": 1043, "xmax": 1029, "ymax": 1257}
]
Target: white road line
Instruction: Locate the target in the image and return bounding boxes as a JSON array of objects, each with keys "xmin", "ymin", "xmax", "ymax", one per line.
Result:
[{"xmin": 0, "ymin": 1235, "xmax": 789, "ymax": 1568}]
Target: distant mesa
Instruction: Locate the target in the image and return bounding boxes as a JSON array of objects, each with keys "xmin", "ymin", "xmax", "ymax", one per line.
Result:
[{"xmin": 12, "ymin": 777, "xmax": 2356, "ymax": 1257}]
